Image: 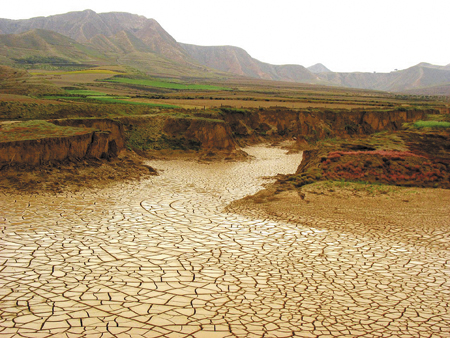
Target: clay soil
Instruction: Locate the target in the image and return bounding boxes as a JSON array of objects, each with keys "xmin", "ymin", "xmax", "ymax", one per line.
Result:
[{"xmin": 231, "ymin": 182, "xmax": 450, "ymax": 248}]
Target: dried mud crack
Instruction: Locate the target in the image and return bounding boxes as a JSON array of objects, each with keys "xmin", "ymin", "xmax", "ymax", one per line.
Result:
[{"xmin": 0, "ymin": 146, "xmax": 449, "ymax": 337}]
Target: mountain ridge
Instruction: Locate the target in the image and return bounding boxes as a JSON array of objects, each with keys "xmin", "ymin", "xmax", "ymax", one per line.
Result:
[
  {"xmin": 180, "ymin": 43, "xmax": 317, "ymax": 82},
  {"xmin": 0, "ymin": 10, "xmax": 449, "ymax": 94},
  {"xmin": 0, "ymin": 10, "xmax": 190, "ymax": 64}
]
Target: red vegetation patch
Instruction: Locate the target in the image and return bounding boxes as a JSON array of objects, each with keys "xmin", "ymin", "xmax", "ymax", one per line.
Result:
[{"xmin": 321, "ymin": 150, "xmax": 449, "ymax": 188}]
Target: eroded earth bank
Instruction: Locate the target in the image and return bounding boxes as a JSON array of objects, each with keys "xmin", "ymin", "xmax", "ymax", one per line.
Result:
[{"xmin": 1, "ymin": 146, "xmax": 449, "ymax": 337}]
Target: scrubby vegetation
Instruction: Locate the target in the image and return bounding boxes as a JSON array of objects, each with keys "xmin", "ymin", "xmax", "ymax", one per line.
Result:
[
  {"xmin": 413, "ymin": 120, "xmax": 450, "ymax": 129},
  {"xmin": 0, "ymin": 120, "xmax": 95, "ymax": 142},
  {"xmin": 320, "ymin": 150, "xmax": 448, "ymax": 188},
  {"xmin": 0, "ymin": 101, "xmax": 172, "ymax": 120},
  {"xmin": 309, "ymin": 180, "xmax": 403, "ymax": 196},
  {"xmin": 12, "ymin": 56, "xmax": 75, "ymax": 65},
  {"xmin": 283, "ymin": 126, "xmax": 450, "ymax": 190}
]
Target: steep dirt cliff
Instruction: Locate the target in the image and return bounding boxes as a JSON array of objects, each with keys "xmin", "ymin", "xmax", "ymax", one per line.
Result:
[
  {"xmin": 0, "ymin": 108, "xmax": 435, "ymax": 167},
  {"xmin": 163, "ymin": 117, "xmax": 236, "ymax": 152},
  {"xmin": 119, "ymin": 114, "xmax": 242, "ymax": 158},
  {"xmin": 222, "ymin": 108, "xmax": 432, "ymax": 145},
  {"xmin": 51, "ymin": 118, "xmax": 126, "ymax": 156},
  {"xmin": 0, "ymin": 119, "xmax": 125, "ymax": 167}
]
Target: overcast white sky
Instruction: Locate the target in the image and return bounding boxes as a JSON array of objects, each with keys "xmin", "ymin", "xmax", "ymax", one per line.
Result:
[{"xmin": 1, "ymin": 0, "xmax": 449, "ymax": 73}]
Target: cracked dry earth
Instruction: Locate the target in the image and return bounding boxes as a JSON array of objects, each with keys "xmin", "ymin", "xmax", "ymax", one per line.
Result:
[{"xmin": 0, "ymin": 146, "xmax": 449, "ymax": 338}]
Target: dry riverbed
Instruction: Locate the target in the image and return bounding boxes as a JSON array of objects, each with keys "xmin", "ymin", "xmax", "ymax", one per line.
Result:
[{"xmin": 0, "ymin": 146, "xmax": 449, "ymax": 337}]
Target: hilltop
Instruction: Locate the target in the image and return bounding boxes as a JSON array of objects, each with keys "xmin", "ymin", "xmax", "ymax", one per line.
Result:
[{"xmin": 307, "ymin": 63, "xmax": 332, "ymax": 73}]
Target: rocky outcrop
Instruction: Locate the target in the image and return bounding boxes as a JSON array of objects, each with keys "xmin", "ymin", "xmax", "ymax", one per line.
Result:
[{"xmin": 0, "ymin": 119, "xmax": 125, "ymax": 167}]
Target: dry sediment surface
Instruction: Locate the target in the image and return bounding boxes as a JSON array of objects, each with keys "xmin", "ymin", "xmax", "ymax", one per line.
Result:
[
  {"xmin": 0, "ymin": 146, "xmax": 449, "ymax": 337},
  {"xmin": 231, "ymin": 183, "xmax": 450, "ymax": 252}
]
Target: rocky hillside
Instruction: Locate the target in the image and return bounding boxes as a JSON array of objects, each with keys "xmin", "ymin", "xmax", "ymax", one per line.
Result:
[
  {"xmin": 0, "ymin": 10, "xmax": 188, "ymax": 62},
  {"xmin": 0, "ymin": 10, "xmax": 223, "ymax": 78},
  {"xmin": 0, "ymin": 29, "xmax": 103, "ymax": 63}
]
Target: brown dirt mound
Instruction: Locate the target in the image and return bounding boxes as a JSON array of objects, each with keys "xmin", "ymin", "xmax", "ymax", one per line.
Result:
[{"xmin": 0, "ymin": 152, "xmax": 157, "ymax": 194}]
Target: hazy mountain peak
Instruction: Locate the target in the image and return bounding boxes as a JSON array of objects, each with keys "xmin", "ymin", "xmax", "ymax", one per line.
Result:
[
  {"xmin": 416, "ymin": 62, "xmax": 433, "ymax": 67},
  {"xmin": 81, "ymin": 9, "xmax": 96, "ymax": 15},
  {"xmin": 307, "ymin": 63, "xmax": 331, "ymax": 73}
]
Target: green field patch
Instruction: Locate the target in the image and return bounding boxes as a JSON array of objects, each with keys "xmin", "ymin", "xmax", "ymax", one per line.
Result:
[
  {"xmin": 104, "ymin": 77, "xmax": 231, "ymax": 91},
  {"xmin": 65, "ymin": 90, "xmax": 109, "ymax": 96},
  {"xmin": 413, "ymin": 120, "xmax": 450, "ymax": 129},
  {"xmin": 0, "ymin": 120, "xmax": 95, "ymax": 142}
]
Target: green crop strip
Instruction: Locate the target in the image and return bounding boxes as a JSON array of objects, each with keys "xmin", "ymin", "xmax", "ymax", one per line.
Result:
[
  {"xmin": 104, "ymin": 77, "xmax": 231, "ymax": 91},
  {"xmin": 42, "ymin": 90, "xmax": 180, "ymax": 108},
  {"xmin": 413, "ymin": 121, "xmax": 450, "ymax": 129}
]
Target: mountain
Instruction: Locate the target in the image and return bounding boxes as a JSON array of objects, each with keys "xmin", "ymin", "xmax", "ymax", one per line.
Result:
[
  {"xmin": 307, "ymin": 63, "xmax": 331, "ymax": 73},
  {"xmin": 181, "ymin": 43, "xmax": 450, "ymax": 92},
  {"xmin": 0, "ymin": 29, "xmax": 105, "ymax": 63},
  {"xmin": 0, "ymin": 10, "xmax": 190, "ymax": 64},
  {"xmin": 316, "ymin": 63, "xmax": 450, "ymax": 92},
  {"xmin": 387, "ymin": 63, "xmax": 450, "ymax": 92},
  {"xmin": 0, "ymin": 10, "xmax": 146, "ymax": 41},
  {"xmin": 180, "ymin": 43, "xmax": 317, "ymax": 82},
  {"xmin": 0, "ymin": 28, "xmax": 227, "ymax": 79},
  {"xmin": 0, "ymin": 10, "xmax": 449, "ymax": 94}
]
